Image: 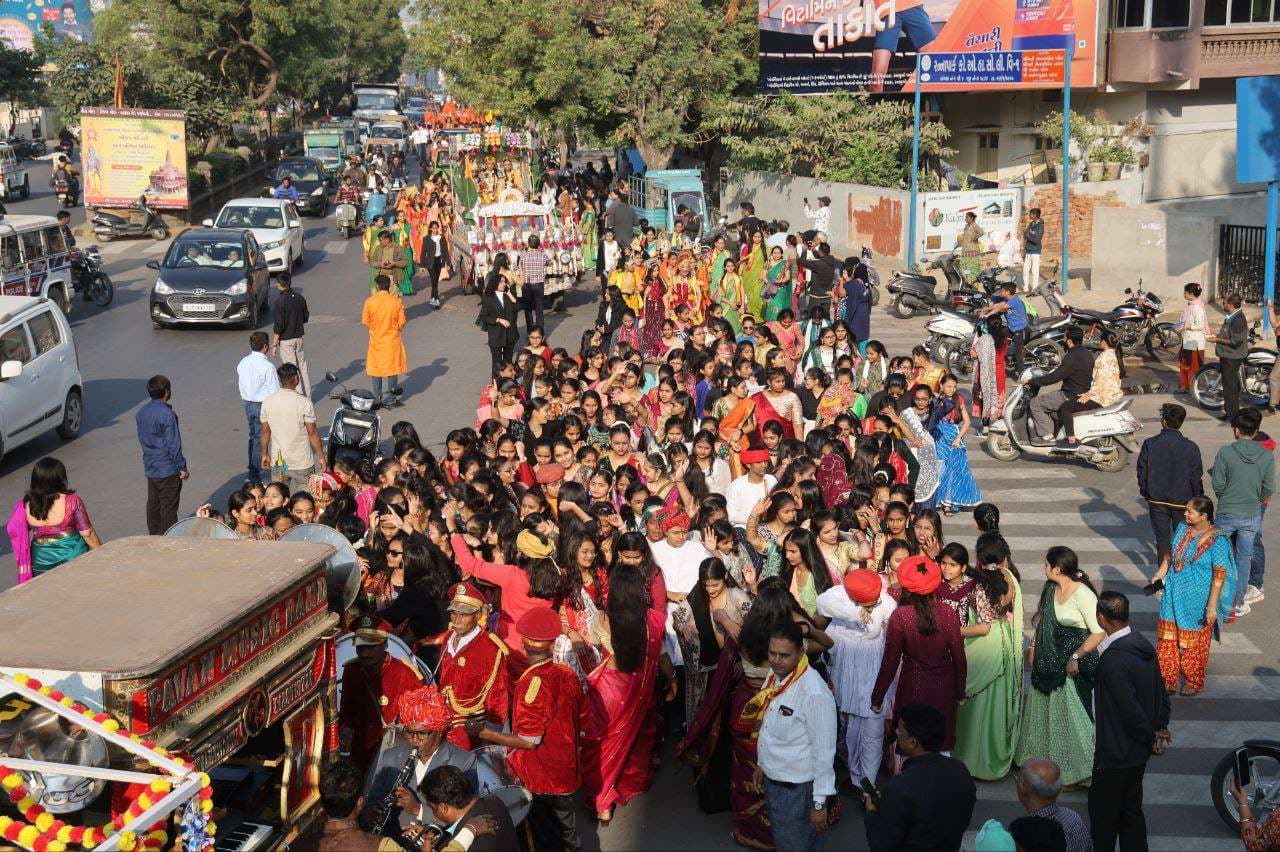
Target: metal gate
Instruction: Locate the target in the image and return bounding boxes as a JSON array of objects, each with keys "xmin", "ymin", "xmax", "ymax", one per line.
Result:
[{"xmin": 1217, "ymin": 224, "xmax": 1276, "ymax": 304}]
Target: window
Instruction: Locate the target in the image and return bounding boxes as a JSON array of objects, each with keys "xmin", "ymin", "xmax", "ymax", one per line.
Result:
[
  {"xmin": 1115, "ymin": 0, "xmax": 1147, "ymax": 27},
  {"xmin": 26, "ymin": 311, "xmax": 61, "ymax": 357},
  {"xmin": 978, "ymin": 133, "xmax": 1000, "ymax": 149},
  {"xmin": 0, "ymin": 235, "xmax": 18, "ymax": 271},
  {"xmin": 1152, "ymin": 0, "xmax": 1192, "ymax": 26},
  {"xmin": 43, "ymin": 226, "xmax": 67, "ymax": 256},
  {"xmin": 1114, "ymin": 0, "xmax": 1192, "ymax": 27},
  {"xmin": 1206, "ymin": 0, "xmax": 1276, "ymax": 23},
  {"xmin": 0, "ymin": 325, "xmax": 31, "ymax": 364},
  {"xmin": 1034, "ymin": 135, "xmax": 1056, "ymax": 151},
  {"xmin": 18, "ymin": 230, "xmax": 43, "ymax": 263}
]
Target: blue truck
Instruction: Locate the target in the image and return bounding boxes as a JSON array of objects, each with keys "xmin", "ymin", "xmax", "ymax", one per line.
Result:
[{"xmin": 625, "ymin": 168, "xmax": 710, "ymax": 240}]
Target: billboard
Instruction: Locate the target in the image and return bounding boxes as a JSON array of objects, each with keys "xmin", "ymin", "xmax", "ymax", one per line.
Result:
[
  {"xmin": 80, "ymin": 107, "xmax": 189, "ymax": 210},
  {"xmin": 919, "ymin": 188, "xmax": 1021, "ymax": 254},
  {"xmin": 1236, "ymin": 76, "xmax": 1280, "ymax": 185},
  {"xmin": 0, "ymin": 0, "xmax": 95, "ymax": 52},
  {"xmin": 758, "ymin": 0, "xmax": 1097, "ymax": 95}
]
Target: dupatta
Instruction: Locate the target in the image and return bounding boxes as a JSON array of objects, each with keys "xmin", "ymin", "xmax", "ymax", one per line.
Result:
[
  {"xmin": 1030, "ymin": 583, "xmax": 1099, "ymax": 714},
  {"xmin": 717, "ymin": 396, "xmax": 755, "ymax": 453}
]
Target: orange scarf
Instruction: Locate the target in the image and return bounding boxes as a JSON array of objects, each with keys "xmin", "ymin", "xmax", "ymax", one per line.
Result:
[{"xmin": 735, "ymin": 653, "xmax": 809, "ymax": 742}]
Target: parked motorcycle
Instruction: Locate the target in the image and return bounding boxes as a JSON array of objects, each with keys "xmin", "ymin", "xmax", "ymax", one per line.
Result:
[
  {"xmin": 336, "ymin": 200, "xmax": 362, "ymax": 239},
  {"xmin": 860, "ymin": 246, "xmax": 882, "ymax": 307},
  {"xmin": 1211, "ymin": 740, "xmax": 1280, "ymax": 832},
  {"xmin": 985, "ymin": 368, "xmax": 1141, "ymax": 472},
  {"xmin": 1066, "ymin": 281, "xmax": 1181, "ymax": 360},
  {"xmin": 70, "ymin": 246, "xmax": 114, "ymax": 306},
  {"xmin": 1193, "ymin": 321, "xmax": 1276, "ymax": 411},
  {"xmin": 323, "ymin": 371, "xmax": 402, "ymax": 469},
  {"xmin": 92, "ymin": 196, "xmax": 169, "ymax": 241},
  {"xmin": 5, "ymin": 136, "xmax": 45, "ymax": 160},
  {"xmin": 926, "ymin": 307, "xmax": 1070, "ymax": 379}
]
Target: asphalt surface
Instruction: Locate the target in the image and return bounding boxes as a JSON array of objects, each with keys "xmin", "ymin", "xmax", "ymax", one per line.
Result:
[{"xmin": 2, "ymin": 157, "xmax": 1277, "ymax": 851}]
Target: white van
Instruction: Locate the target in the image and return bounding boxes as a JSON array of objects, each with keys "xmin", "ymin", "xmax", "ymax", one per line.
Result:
[
  {"xmin": 0, "ymin": 143, "xmax": 31, "ymax": 201},
  {"xmin": 0, "ymin": 295, "xmax": 83, "ymax": 462},
  {"xmin": 0, "ymin": 215, "xmax": 75, "ymax": 313}
]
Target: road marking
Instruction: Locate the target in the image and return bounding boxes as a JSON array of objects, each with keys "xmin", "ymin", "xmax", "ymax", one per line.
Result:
[
  {"xmin": 971, "ymin": 487, "xmax": 1129, "ymax": 503},
  {"xmin": 975, "ymin": 769, "xmax": 1236, "ymax": 806},
  {"xmin": 999, "ymin": 536, "xmax": 1147, "ymax": 555},
  {"xmin": 997, "ymin": 511, "xmax": 1131, "ymax": 526},
  {"xmin": 974, "ymin": 467, "xmax": 1079, "ymax": 480},
  {"xmin": 1192, "ymin": 674, "xmax": 1280, "ymax": 702},
  {"xmin": 323, "ymin": 240, "xmax": 348, "ymax": 255}
]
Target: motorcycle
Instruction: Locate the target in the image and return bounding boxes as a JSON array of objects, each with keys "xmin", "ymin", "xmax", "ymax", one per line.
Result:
[
  {"xmin": 1193, "ymin": 321, "xmax": 1277, "ymax": 411},
  {"xmin": 69, "ymin": 246, "xmax": 113, "ymax": 307},
  {"xmin": 1065, "ymin": 280, "xmax": 1181, "ymax": 360},
  {"xmin": 1211, "ymin": 740, "xmax": 1280, "ymax": 832},
  {"xmin": 51, "ymin": 171, "xmax": 79, "ymax": 207},
  {"xmin": 6, "ymin": 136, "xmax": 45, "ymax": 160},
  {"xmin": 856, "ymin": 246, "xmax": 882, "ymax": 307},
  {"xmin": 985, "ymin": 367, "xmax": 1142, "ymax": 472},
  {"xmin": 323, "ymin": 371, "xmax": 402, "ymax": 469},
  {"xmin": 335, "ymin": 199, "xmax": 362, "ymax": 239},
  {"xmin": 887, "ymin": 251, "xmax": 978, "ymax": 318},
  {"xmin": 926, "ymin": 306, "xmax": 1071, "ymax": 379},
  {"xmin": 92, "ymin": 196, "xmax": 169, "ymax": 241}
]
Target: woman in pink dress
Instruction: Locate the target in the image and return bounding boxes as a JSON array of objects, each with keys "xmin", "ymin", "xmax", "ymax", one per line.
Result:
[
  {"xmin": 582, "ymin": 564, "xmax": 672, "ymax": 826},
  {"xmin": 7, "ymin": 457, "xmax": 101, "ymax": 583}
]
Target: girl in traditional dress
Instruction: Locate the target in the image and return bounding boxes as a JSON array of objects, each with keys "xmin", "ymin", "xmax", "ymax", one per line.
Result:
[
  {"xmin": 739, "ymin": 230, "xmax": 768, "ymax": 318},
  {"xmin": 579, "ymin": 197, "xmax": 599, "ymax": 271},
  {"xmin": 798, "ymin": 324, "xmax": 839, "ymax": 386},
  {"xmin": 761, "ymin": 245, "xmax": 792, "ymax": 322},
  {"xmin": 7, "ymin": 457, "xmax": 101, "ymax": 582},
  {"xmin": 714, "ymin": 375, "xmax": 756, "ymax": 478},
  {"xmin": 751, "ymin": 366, "xmax": 804, "ymax": 441},
  {"xmin": 672, "ymin": 557, "xmax": 752, "ymax": 739},
  {"xmin": 933, "ymin": 372, "xmax": 982, "ymax": 514},
  {"xmin": 972, "ymin": 321, "xmax": 1009, "ymax": 430},
  {"xmin": 713, "ymin": 258, "xmax": 745, "ymax": 337}
]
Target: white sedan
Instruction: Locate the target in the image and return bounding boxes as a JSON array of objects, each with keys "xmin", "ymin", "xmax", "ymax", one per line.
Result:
[{"xmin": 204, "ymin": 198, "xmax": 305, "ymax": 274}]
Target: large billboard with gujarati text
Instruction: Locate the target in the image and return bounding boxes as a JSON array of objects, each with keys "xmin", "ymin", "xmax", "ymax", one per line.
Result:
[
  {"xmin": 80, "ymin": 107, "xmax": 189, "ymax": 210},
  {"xmin": 758, "ymin": 0, "xmax": 1097, "ymax": 95}
]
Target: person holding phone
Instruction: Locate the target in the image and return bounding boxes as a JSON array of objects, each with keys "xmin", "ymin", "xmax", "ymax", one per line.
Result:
[{"xmin": 1231, "ymin": 760, "xmax": 1280, "ymax": 850}]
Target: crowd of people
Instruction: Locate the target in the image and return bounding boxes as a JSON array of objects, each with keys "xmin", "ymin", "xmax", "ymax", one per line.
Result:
[{"xmin": 6, "ymin": 154, "xmax": 1278, "ymax": 852}]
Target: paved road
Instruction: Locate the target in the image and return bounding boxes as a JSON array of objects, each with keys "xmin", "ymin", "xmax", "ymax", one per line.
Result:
[{"xmin": 3, "ymin": 164, "xmax": 1276, "ymax": 851}]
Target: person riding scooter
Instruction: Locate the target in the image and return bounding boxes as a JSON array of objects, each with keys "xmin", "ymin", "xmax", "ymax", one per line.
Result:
[
  {"xmin": 1026, "ymin": 325, "xmax": 1094, "ymax": 447},
  {"xmin": 273, "ymin": 175, "xmax": 299, "ymax": 203},
  {"xmin": 387, "ymin": 154, "xmax": 408, "ymax": 184},
  {"xmin": 342, "ymin": 156, "xmax": 367, "ymax": 190},
  {"xmin": 335, "ymin": 175, "xmax": 363, "ymax": 209},
  {"xmin": 980, "ymin": 280, "xmax": 1031, "ymax": 375},
  {"xmin": 51, "ymin": 156, "xmax": 80, "ymax": 206}
]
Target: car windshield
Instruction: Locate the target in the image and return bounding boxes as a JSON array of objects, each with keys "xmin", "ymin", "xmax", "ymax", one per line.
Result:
[
  {"xmin": 274, "ymin": 164, "xmax": 323, "ymax": 181},
  {"xmin": 165, "ymin": 239, "xmax": 245, "ymax": 269},
  {"xmin": 216, "ymin": 205, "xmax": 285, "ymax": 229},
  {"xmin": 309, "ymin": 147, "xmax": 340, "ymax": 161},
  {"xmin": 373, "ymin": 126, "xmax": 404, "ymax": 139}
]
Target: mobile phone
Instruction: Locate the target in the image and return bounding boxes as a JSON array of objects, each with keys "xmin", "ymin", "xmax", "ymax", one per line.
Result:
[
  {"xmin": 1234, "ymin": 747, "xmax": 1253, "ymax": 789},
  {"xmin": 1142, "ymin": 579, "xmax": 1164, "ymax": 596},
  {"xmin": 859, "ymin": 777, "xmax": 880, "ymax": 803}
]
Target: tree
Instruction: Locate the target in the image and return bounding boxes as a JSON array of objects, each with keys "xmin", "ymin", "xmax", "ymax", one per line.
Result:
[
  {"xmin": 0, "ymin": 40, "xmax": 45, "ymax": 135},
  {"xmin": 408, "ymin": 0, "xmax": 756, "ymax": 169},
  {"xmin": 703, "ymin": 91, "xmax": 955, "ymax": 189}
]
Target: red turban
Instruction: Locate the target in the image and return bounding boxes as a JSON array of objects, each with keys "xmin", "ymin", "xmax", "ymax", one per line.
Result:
[
  {"xmin": 896, "ymin": 555, "xmax": 941, "ymax": 596},
  {"xmin": 397, "ymin": 685, "xmax": 450, "ymax": 732},
  {"xmin": 657, "ymin": 506, "xmax": 690, "ymax": 532},
  {"xmin": 739, "ymin": 448, "xmax": 771, "ymax": 465},
  {"xmin": 842, "ymin": 568, "xmax": 883, "ymax": 605}
]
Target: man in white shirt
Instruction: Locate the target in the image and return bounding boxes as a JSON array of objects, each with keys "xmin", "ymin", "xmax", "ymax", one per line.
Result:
[
  {"xmin": 259, "ymin": 362, "xmax": 326, "ymax": 492},
  {"xmin": 648, "ymin": 507, "xmax": 711, "ymax": 666},
  {"xmin": 725, "ymin": 449, "xmax": 778, "ymax": 527},
  {"xmin": 756, "ymin": 622, "xmax": 837, "ymax": 851},
  {"xmin": 804, "ymin": 195, "xmax": 832, "ymax": 239},
  {"xmin": 237, "ymin": 331, "xmax": 279, "ymax": 485},
  {"xmin": 599, "ymin": 228, "xmax": 621, "ymax": 288},
  {"xmin": 411, "ymin": 125, "xmax": 432, "ymax": 165}
]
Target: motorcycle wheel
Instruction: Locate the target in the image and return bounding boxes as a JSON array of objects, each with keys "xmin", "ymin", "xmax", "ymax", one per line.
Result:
[
  {"xmin": 1211, "ymin": 746, "xmax": 1280, "ymax": 832},
  {"xmin": 1193, "ymin": 364, "xmax": 1224, "ymax": 411},
  {"xmin": 92, "ymin": 272, "xmax": 114, "ymax": 307},
  {"xmin": 151, "ymin": 225, "xmax": 168, "ymax": 240},
  {"xmin": 891, "ymin": 294, "xmax": 914, "ymax": 319},
  {"xmin": 946, "ymin": 345, "xmax": 974, "ymax": 380},
  {"xmin": 1146, "ymin": 323, "xmax": 1183, "ymax": 361},
  {"xmin": 985, "ymin": 431, "xmax": 1021, "ymax": 462},
  {"xmin": 1092, "ymin": 438, "xmax": 1129, "ymax": 473},
  {"xmin": 869, "ymin": 286, "xmax": 880, "ymax": 307},
  {"xmin": 1025, "ymin": 340, "xmax": 1064, "ymax": 373}
]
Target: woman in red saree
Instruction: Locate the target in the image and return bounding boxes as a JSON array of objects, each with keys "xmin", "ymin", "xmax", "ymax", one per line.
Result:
[
  {"xmin": 751, "ymin": 367, "xmax": 804, "ymax": 442},
  {"xmin": 714, "ymin": 375, "xmax": 756, "ymax": 479},
  {"xmin": 582, "ymin": 565, "xmax": 671, "ymax": 826}
]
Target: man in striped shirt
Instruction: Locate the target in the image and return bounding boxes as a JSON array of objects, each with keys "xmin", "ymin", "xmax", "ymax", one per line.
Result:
[{"xmin": 519, "ymin": 234, "xmax": 548, "ymax": 336}]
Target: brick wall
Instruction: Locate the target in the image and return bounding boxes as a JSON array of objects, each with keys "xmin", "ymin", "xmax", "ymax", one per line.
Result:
[{"xmin": 1023, "ymin": 184, "xmax": 1126, "ymax": 261}]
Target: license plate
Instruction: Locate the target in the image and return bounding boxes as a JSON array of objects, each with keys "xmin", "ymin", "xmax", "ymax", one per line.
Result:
[{"xmin": 185, "ymin": 302, "xmax": 217, "ymax": 313}]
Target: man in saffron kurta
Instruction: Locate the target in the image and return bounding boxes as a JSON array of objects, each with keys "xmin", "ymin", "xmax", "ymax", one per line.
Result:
[
  {"xmin": 361, "ymin": 276, "xmax": 407, "ymax": 406},
  {"xmin": 337, "ymin": 616, "xmax": 423, "ymax": 776},
  {"xmin": 436, "ymin": 580, "xmax": 511, "ymax": 750}
]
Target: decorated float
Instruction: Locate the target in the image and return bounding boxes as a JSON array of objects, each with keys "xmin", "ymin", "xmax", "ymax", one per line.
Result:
[{"xmin": 453, "ymin": 196, "xmax": 585, "ymax": 299}]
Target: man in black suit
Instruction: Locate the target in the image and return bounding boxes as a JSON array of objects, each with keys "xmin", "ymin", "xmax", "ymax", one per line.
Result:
[
  {"xmin": 1089, "ymin": 591, "xmax": 1171, "ymax": 852},
  {"xmin": 864, "ymin": 703, "xmax": 976, "ymax": 852},
  {"xmin": 478, "ymin": 256, "xmax": 519, "ymax": 376},
  {"xmin": 419, "ymin": 765, "xmax": 517, "ymax": 852}
]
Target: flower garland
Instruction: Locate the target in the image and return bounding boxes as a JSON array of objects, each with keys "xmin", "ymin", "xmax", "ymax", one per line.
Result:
[{"xmin": 0, "ymin": 674, "xmax": 215, "ymax": 852}]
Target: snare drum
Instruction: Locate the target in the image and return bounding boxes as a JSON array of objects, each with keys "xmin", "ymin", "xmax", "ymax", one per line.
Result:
[{"xmin": 474, "ymin": 745, "xmax": 532, "ymax": 826}]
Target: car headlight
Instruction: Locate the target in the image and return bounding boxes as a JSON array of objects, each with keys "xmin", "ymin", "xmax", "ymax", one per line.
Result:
[
  {"xmin": 261, "ymin": 240, "xmax": 284, "ymax": 250},
  {"xmin": 226, "ymin": 279, "xmax": 248, "ymax": 296},
  {"xmin": 154, "ymin": 280, "xmax": 173, "ymax": 295},
  {"xmin": 311, "ymin": 187, "xmax": 325, "ymax": 196}
]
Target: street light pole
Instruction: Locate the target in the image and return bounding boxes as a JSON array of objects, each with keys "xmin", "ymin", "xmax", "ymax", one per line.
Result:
[{"xmin": 908, "ymin": 53, "xmax": 922, "ymax": 269}]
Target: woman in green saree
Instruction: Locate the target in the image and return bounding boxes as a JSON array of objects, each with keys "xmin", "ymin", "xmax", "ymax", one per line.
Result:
[
  {"xmin": 739, "ymin": 230, "xmax": 768, "ymax": 318},
  {"xmin": 390, "ymin": 216, "xmax": 417, "ymax": 295},
  {"xmin": 1013, "ymin": 545, "xmax": 1105, "ymax": 788},
  {"xmin": 761, "ymin": 245, "xmax": 793, "ymax": 323},
  {"xmin": 580, "ymin": 198, "xmax": 599, "ymax": 271},
  {"xmin": 713, "ymin": 258, "xmax": 745, "ymax": 336},
  {"xmin": 954, "ymin": 532, "xmax": 1024, "ymax": 780}
]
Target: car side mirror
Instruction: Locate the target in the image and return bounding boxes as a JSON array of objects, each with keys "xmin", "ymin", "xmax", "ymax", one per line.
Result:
[
  {"xmin": 202, "ymin": 219, "xmax": 214, "ymax": 227},
  {"xmin": 324, "ymin": 371, "xmax": 338, "ymax": 382},
  {"xmin": 146, "ymin": 259, "xmax": 160, "ymax": 270},
  {"xmin": 289, "ymin": 219, "xmax": 302, "ymax": 228},
  {"xmin": 1, "ymin": 360, "xmax": 21, "ymax": 380}
]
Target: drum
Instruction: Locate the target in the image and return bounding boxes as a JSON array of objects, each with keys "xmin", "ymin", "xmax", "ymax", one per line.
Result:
[
  {"xmin": 163, "ymin": 517, "xmax": 237, "ymax": 539},
  {"xmin": 474, "ymin": 745, "xmax": 532, "ymax": 826},
  {"xmin": 280, "ymin": 523, "xmax": 361, "ymax": 612},
  {"xmin": 335, "ymin": 632, "xmax": 428, "ymax": 709}
]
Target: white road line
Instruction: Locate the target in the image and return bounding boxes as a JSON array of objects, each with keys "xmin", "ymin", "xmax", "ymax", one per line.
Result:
[
  {"xmin": 967, "ymin": 487, "xmax": 1122, "ymax": 502},
  {"xmin": 323, "ymin": 240, "xmax": 349, "ymax": 255},
  {"xmin": 1192, "ymin": 674, "xmax": 1280, "ymax": 702},
  {"xmin": 996, "ymin": 511, "xmax": 1132, "ymax": 526},
  {"xmin": 974, "ymin": 467, "xmax": 1079, "ymax": 480},
  {"xmin": 1000, "ymin": 536, "xmax": 1147, "ymax": 555}
]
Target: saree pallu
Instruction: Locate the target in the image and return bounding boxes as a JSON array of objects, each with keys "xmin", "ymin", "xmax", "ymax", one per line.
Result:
[
  {"xmin": 762, "ymin": 262, "xmax": 791, "ymax": 323},
  {"xmin": 582, "ymin": 608, "xmax": 665, "ymax": 814},
  {"xmin": 718, "ymin": 397, "xmax": 755, "ymax": 477},
  {"xmin": 751, "ymin": 391, "xmax": 795, "ymax": 441},
  {"xmin": 954, "ymin": 573, "xmax": 1023, "ymax": 781},
  {"xmin": 932, "ymin": 417, "xmax": 982, "ymax": 510},
  {"xmin": 31, "ymin": 531, "xmax": 90, "ymax": 577},
  {"xmin": 581, "ymin": 209, "xmax": 599, "ymax": 268},
  {"xmin": 678, "ymin": 637, "xmax": 740, "ymax": 816},
  {"xmin": 740, "ymin": 248, "xmax": 766, "ymax": 318}
]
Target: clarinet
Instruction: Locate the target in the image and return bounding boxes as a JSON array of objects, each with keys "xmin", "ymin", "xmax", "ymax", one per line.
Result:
[{"xmin": 373, "ymin": 747, "xmax": 419, "ymax": 839}]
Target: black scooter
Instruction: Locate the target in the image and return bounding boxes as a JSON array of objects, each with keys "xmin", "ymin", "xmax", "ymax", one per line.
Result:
[
  {"xmin": 323, "ymin": 371, "xmax": 402, "ymax": 469},
  {"xmin": 887, "ymin": 251, "xmax": 979, "ymax": 318},
  {"xmin": 92, "ymin": 196, "xmax": 169, "ymax": 242}
]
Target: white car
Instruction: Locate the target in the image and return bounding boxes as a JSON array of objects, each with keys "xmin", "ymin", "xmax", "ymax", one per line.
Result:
[
  {"xmin": 0, "ymin": 295, "xmax": 83, "ymax": 462},
  {"xmin": 204, "ymin": 198, "xmax": 305, "ymax": 274}
]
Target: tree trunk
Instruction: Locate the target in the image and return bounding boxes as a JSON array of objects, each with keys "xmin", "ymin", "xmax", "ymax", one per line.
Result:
[
  {"xmin": 635, "ymin": 138, "xmax": 674, "ymax": 171},
  {"xmin": 203, "ymin": 132, "xmax": 224, "ymax": 154}
]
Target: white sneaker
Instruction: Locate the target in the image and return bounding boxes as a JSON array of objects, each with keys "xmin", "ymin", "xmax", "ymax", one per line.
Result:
[
  {"xmin": 429, "ymin": 298, "xmax": 441, "ymax": 308},
  {"xmin": 1244, "ymin": 585, "xmax": 1265, "ymax": 604},
  {"xmin": 1233, "ymin": 602, "xmax": 1252, "ymax": 619}
]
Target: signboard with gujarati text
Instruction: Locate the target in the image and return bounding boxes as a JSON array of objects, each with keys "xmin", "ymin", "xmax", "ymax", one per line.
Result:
[{"xmin": 80, "ymin": 107, "xmax": 189, "ymax": 210}]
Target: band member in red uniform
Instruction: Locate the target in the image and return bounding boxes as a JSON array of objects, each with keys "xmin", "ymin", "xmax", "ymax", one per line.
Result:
[
  {"xmin": 472, "ymin": 607, "xmax": 584, "ymax": 852},
  {"xmin": 437, "ymin": 580, "xmax": 511, "ymax": 749},
  {"xmin": 337, "ymin": 616, "xmax": 423, "ymax": 776}
]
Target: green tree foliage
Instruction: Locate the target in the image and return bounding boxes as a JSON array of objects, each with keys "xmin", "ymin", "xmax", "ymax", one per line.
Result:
[
  {"xmin": 0, "ymin": 39, "xmax": 44, "ymax": 134},
  {"xmin": 703, "ymin": 91, "xmax": 955, "ymax": 188},
  {"xmin": 408, "ymin": 0, "xmax": 756, "ymax": 168}
]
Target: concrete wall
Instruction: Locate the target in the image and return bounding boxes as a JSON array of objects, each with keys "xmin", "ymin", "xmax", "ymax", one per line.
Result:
[
  {"xmin": 1144, "ymin": 78, "xmax": 1262, "ymax": 202},
  {"xmin": 721, "ymin": 170, "xmax": 910, "ymax": 264},
  {"xmin": 1091, "ymin": 206, "xmax": 1215, "ymax": 298}
]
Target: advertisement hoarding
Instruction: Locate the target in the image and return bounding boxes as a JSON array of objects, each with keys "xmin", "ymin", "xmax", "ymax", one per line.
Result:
[
  {"xmin": 920, "ymin": 188, "xmax": 1021, "ymax": 255},
  {"xmin": 80, "ymin": 107, "xmax": 189, "ymax": 210},
  {"xmin": 0, "ymin": 0, "xmax": 93, "ymax": 52},
  {"xmin": 758, "ymin": 0, "xmax": 1097, "ymax": 95}
]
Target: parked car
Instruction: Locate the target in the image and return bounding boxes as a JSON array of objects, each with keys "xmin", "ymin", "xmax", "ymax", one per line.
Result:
[
  {"xmin": 203, "ymin": 197, "xmax": 305, "ymax": 274},
  {"xmin": 0, "ymin": 143, "xmax": 31, "ymax": 201},
  {"xmin": 1, "ymin": 214, "xmax": 77, "ymax": 313},
  {"xmin": 0, "ymin": 295, "xmax": 82, "ymax": 463},
  {"xmin": 262, "ymin": 157, "xmax": 329, "ymax": 217},
  {"xmin": 147, "ymin": 228, "xmax": 271, "ymax": 329}
]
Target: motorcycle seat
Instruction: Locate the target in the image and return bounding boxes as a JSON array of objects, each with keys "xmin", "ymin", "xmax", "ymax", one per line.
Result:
[
  {"xmin": 1030, "ymin": 315, "xmax": 1070, "ymax": 331},
  {"xmin": 1087, "ymin": 398, "xmax": 1133, "ymax": 416},
  {"xmin": 1072, "ymin": 307, "xmax": 1124, "ymax": 322}
]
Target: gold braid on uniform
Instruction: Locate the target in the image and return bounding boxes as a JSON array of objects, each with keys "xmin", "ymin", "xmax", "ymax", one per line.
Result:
[{"xmin": 443, "ymin": 635, "xmax": 508, "ymax": 719}]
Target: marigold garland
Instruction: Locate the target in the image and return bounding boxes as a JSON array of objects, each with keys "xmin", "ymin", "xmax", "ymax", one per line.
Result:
[{"xmin": 0, "ymin": 674, "xmax": 215, "ymax": 852}]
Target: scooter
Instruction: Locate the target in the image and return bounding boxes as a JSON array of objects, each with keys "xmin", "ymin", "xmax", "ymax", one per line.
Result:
[
  {"xmin": 1193, "ymin": 321, "xmax": 1277, "ymax": 411},
  {"xmin": 925, "ymin": 308, "xmax": 1071, "ymax": 379},
  {"xmin": 984, "ymin": 368, "xmax": 1141, "ymax": 472},
  {"xmin": 335, "ymin": 200, "xmax": 362, "ymax": 239},
  {"xmin": 323, "ymin": 371, "xmax": 402, "ymax": 469},
  {"xmin": 92, "ymin": 196, "xmax": 169, "ymax": 241},
  {"xmin": 886, "ymin": 251, "xmax": 976, "ymax": 318},
  {"xmin": 1210, "ymin": 739, "xmax": 1280, "ymax": 832},
  {"xmin": 860, "ymin": 246, "xmax": 881, "ymax": 307}
]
